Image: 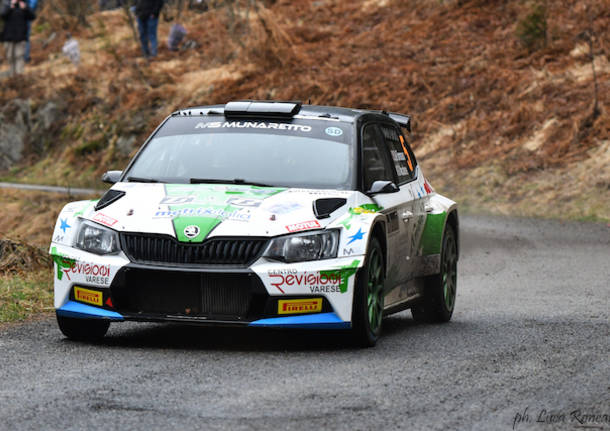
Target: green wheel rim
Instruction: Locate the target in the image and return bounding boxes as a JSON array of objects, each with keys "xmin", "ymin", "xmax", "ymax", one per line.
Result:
[
  {"xmin": 366, "ymin": 247, "xmax": 384, "ymax": 332},
  {"xmin": 442, "ymin": 232, "xmax": 457, "ymax": 311}
]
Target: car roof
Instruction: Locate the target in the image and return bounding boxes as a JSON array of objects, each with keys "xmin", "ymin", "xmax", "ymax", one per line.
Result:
[{"xmin": 173, "ymin": 101, "xmax": 411, "ymax": 130}]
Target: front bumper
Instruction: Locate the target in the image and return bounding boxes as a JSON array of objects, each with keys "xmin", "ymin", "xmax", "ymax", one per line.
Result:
[
  {"xmin": 52, "ymin": 244, "xmax": 362, "ymax": 329},
  {"xmin": 56, "ymin": 300, "xmax": 349, "ymax": 329}
]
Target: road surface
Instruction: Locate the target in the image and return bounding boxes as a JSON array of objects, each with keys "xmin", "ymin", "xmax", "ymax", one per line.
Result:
[{"xmin": 0, "ymin": 215, "xmax": 608, "ymax": 430}]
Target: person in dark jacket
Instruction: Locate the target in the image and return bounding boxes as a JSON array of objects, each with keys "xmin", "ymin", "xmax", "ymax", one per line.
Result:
[
  {"xmin": 135, "ymin": 0, "xmax": 163, "ymax": 58},
  {"xmin": 1, "ymin": 0, "xmax": 35, "ymax": 76}
]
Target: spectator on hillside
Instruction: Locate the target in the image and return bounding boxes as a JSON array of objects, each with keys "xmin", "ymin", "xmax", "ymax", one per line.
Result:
[
  {"xmin": 23, "ymin": 0, "xmax": 36, "ymax": 62},
  {"xmin": 1, "ymin": 0, "xmax": 35, "ymax": 76},
  {"xmin": 135, "ymin": 0, "xmax": 164, "ymax": 59},
  {"xmin": 61, "ymin": 32, "xmax": 80, "ymax": 67}
]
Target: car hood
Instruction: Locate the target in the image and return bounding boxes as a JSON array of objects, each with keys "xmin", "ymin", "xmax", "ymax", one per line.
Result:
[{"xmin": 84, "ymin": 183, "xmax": 358, "ymax": 241}]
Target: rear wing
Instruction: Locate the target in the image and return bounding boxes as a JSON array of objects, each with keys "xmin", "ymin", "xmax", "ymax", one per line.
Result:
[{"xmin": 387, "ymin": 112, "xmax": 411, "ymax": 133}]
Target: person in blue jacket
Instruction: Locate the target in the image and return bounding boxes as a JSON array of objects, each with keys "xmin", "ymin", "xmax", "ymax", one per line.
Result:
[{"xmin": 23, "ymin": 0, "xmax": 36, "ymax": 62}]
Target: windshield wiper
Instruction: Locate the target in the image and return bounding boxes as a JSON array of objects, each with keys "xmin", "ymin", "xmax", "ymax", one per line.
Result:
[
  {"xmin": 190, "ymin": 178, "xmax": 273, "ymax": 187},
  {"xmin": 127, "ymin": 176, "xmax": 162, "ymax": 183}
]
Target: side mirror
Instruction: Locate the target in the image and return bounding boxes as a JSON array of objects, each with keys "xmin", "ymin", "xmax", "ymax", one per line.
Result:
[
  {"xmin": 367, "ymin": 180, "xmax": 399, "ymax": 195},
  {"xmin": 101, "ymin": 170, "xmax": 123, "ymax": 184}
]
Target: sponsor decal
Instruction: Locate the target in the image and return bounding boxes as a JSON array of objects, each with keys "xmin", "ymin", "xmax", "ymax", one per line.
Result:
[
  {"xmin": 286, "ymin": 189, "xmax": 352, "ymax": 196},
  {"xmin": 74, "ymin": 286, "xmax": 103, "ymax": 307},
  {"xmin": 92, "ymin": 213, "xmax": 118, "ymax": 227},
  {"xmin": 268, "ymin": 260, "xmax": 360, "ymax": 294},
  {"xmin": 73, "ymin": 200, "xmax": 97, "ymax": 217},
  {"xmin": 269, "ymin": 270, "xmax": 343, "ymax": 294},
  {"xmin": 343, "ymin": 248, "xmax": 355, "ymax": 256},
  {"xmin": 266, "ymin": 202, "xmax": 302, "ymax": 214},
  {"xmin": 154, "ymin": 207, "xmax": 251, "ymax": 221},
  {"xmin": 160, "ymin": 196, "xmax": 195, "ymax": 205},
  {"xmin": 60, "ymin": 218, "xmax": 71, "ymax": 233},
  {"xmin": 319, "ymin": 259, "xmax": 360, "ymax": 294},
  {"xmin": 278, "ymin": 298, "xmax": 323, "ymax": 315},
  {"xmin": 391, "ymin": 150, "xmax": 410, "ymax": 177},
  {"xmin": 62, "ymin": 261, "xmax": 111, "ymax": 286},
  {"xmin": 225, "ymin": 197, "xmax": 261, "ymax": 207},
  {"xmin": 423, "ymin": 179, "xmax": 433, "ymax": 194},
  {"xmin": 351, "ymin": 204, "xmax": 382, "ymax": 215},
  {"xmin": 51, "ymin": 247, "xmax": 75, "ymax": 281},
  {"xmin": 53, "ymin": 235, "xmax": 65, "ymax": 243},
  {"xmin": 325, "ymin": 127, "xmax": 343, "ymax": 137},
  {"xmin": 339, "ymin": 204, "xmax": 383, "ymax": 230},
  {"xmin": 183, "ymin": 225, "xmax": 201, "ymax": 239},
  {"xmin": 347, "ymin": 228, "xmax": 365, "ymax": 245},
  {"xmin": 195, "ymin": 121, "xmax": 312, "ymax": 133},
  {"xmin": 399, "ymin": 135, "xmax": 414, "ymax": 171},
  {"xmin": 285, "ymin": 220, "xmax": 321, "ymax": 233}
]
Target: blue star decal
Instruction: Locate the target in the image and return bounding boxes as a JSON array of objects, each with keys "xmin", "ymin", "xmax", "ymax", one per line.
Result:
[
  {"xmin": 347, "ymin": 228, "xmax": 365, "ymax": 245},
  {"xmin": 60, "ymin": 218, "xmax": 71, "ymax": 233}
]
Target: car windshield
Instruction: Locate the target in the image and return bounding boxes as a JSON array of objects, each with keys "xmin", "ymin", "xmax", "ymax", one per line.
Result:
[{"xmin": 125, "ymin": 118, "xmax": 354, "ymax": 189}]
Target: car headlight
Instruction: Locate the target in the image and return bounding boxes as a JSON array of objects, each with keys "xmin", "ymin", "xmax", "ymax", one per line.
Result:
[
  {"xmin": 263, "ymin": 230, "xmax": 339, "ymax": 263},
  {"xmin": 75, "ymin": 220, "xmax": 120, "ymax": 255}
]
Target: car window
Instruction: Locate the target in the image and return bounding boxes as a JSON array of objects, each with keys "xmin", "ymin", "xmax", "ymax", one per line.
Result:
[
  {"xmin": 362, "ymin": 124, "xmax": 396, "ymax": 191},
  {"xmin": 125, "ymin": 117, "xmax": 355, "ymax": 189},
  {"xmin": 379, "ymin": 124, "xmax": 413, "ymax": 183}
]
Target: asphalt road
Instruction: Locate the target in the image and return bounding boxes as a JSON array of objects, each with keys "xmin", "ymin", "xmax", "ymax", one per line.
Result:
[{"xmin": 1, "ymin": 215, "xmax": 608, "ymax": 430}]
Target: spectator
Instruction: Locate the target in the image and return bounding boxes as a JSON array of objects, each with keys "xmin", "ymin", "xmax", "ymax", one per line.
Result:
[
  {"xmin": 135, "ymin": 0, "xmax": 164, "ymax": 59},
  {"xmin": 23, "ymin": 0, "xmax": 36, "ymax": 62},
  {"xmin": 167, "ymin": 23, "xmax": 186, "ymax": 51},
  {"xmin": 1, "ymin": 0, "xmax": 35, "ymax": 76},
  {"xmin": 61, "ymin": 32, "xmax": 80, "ymax": 67}
]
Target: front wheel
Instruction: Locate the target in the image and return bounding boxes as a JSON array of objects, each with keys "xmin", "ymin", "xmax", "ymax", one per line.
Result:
[
  {"xmin": 412, "ymin": 224, "xmax": 458, "ymax": 323},
  {"xmin": 351, "ymin": 236, "xmax": 385, "ymax": 347},
  {"xmin": 57, "ymin": 314, "xmax": 110, "ymax": 341}
]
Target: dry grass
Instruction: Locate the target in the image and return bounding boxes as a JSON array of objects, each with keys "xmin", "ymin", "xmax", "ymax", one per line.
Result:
[
  {"xmin": 0, "ymin": 0, "xmax": 608, "ymax": 221},
  {"xmin": 0, "ymin": 270, "xmax": 53, "ymax": 323}
]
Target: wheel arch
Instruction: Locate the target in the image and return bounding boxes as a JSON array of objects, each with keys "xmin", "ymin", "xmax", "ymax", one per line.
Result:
[
  {"xmin": 369, "ymin": 220, "xmax": 388, "ymax": 274},
  {"xmin": 446, "ymin": 209, "xmax": 459, "ymax": 260}
]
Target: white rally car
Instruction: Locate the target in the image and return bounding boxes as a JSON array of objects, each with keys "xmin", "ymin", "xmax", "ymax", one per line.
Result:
[{"xmin": 50, "ymin": 101, "xmax": 459, "ymax": 346}]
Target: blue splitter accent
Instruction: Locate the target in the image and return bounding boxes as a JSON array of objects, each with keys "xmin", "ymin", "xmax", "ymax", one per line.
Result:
[
  {"xmin": 57, "ymin": 300, "xmax": 124, "ymax": 320},
  {"xmin": 248, "ymin": 312, "xmax": 350, "ymax": 329}
]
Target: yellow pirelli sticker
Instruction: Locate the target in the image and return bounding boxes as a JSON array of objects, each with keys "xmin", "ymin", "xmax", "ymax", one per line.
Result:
[
  {"xmin": 278, "ymin": 298, "xmax": 323, "ymax": 315},
  {"xmin": 74, "ymin": 286, "xmax": 103, "ymax": 307}
]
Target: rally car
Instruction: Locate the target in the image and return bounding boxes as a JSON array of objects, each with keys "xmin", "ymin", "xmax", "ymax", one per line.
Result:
[{"xmin": 50, "ymin": 101, "xmax": 459, "ymax": 346}]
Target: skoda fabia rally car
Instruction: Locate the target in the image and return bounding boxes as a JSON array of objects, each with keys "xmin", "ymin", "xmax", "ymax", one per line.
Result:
[{"xmin": 50, "ymin": 101, "xmax": 459, "ymax": 346}]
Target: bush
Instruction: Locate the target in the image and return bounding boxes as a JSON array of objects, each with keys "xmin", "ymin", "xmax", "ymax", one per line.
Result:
[{"xmin": 516, "ymin": 2, "xmax": 547, "ymax": 51}]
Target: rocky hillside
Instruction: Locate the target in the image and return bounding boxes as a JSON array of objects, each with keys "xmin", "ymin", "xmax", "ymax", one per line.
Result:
[{"xmin": 0, "ymin": 0, "xmax": 608, "ymax": 231}]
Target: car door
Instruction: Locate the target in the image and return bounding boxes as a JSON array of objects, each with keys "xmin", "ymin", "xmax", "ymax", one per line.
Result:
[
  {"xmin": 377, "ymin": 123, "xmax": 428, "ymax": 302},
  {"xmin": 360, "ymin": 123, "xmax": 412, "ymax": 295},
  {"xmin": 395, "ymin": 127, "xmax": 428, "ymax": 269}
]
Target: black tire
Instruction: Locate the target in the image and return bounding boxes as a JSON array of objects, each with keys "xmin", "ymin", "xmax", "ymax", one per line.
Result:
[
  {"xmin": 412, "ymin": 224, "xmax": 458, "ymax": 323},
  {"xmin": 351, "ymin": 236, "xmax": 385, "ymax": 347},
  {"xmin": 56, "ymin": 314, "xmax": 110, "ymax": 341}
]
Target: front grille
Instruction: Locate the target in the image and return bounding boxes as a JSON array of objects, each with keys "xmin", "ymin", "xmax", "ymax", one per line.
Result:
[
  {"xmin": 111, "ymin": 268, "xmax": 267, "ymax": 320},
  {"xmin": 120, "ymin": 233, "xmax": 268, "ymax": 266}
]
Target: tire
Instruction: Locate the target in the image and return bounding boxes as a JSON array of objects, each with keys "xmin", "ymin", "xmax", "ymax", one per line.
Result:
[
  {"xmin": 412, "ymin": 224, "xmax": 458, "ymax": 323},
  {"xmin": 351, "ymin": 236, "xmax": 385, "ymax": 347},
  {"xmin": 56, "ymin": 314, "xmax": 110, "ymax": 341}
]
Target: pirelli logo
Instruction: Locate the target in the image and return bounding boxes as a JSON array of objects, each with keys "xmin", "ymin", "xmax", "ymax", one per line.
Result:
[
  {"xmin": 278, "ymin": 298, "xmax": 322, "ymax": 315},
  {"xmin": 74, "ymin": 286, "xmax": 103, "ymax": 307}
]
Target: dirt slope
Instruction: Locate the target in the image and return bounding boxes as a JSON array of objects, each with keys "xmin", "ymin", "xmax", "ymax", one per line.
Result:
[{"xmin": 0, "ymin": 0, "xmax": 608, "ymax": 230}]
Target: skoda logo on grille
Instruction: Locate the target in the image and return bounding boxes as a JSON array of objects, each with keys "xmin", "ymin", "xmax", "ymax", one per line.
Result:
[{"xmin": 184, "ymin": 225, "xmax": 200, "ymax": 239}]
